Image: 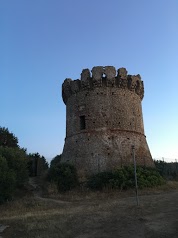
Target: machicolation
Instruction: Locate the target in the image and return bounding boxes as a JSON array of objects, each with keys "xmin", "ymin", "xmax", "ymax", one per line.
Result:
[{"xmin": 61, "ymin": 66, "xmax": 154, "ymax": 177}]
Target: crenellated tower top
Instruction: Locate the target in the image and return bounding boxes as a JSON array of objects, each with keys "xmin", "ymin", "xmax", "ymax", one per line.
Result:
[{"xmin": 62, "ymin": 66, "xmax": 144, "ymax": 104}]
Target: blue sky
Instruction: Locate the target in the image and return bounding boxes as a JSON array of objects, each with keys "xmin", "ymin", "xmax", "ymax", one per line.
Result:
[{"xmin": 0, "ymin": 0, "xmax": 178, "ymax": 162}]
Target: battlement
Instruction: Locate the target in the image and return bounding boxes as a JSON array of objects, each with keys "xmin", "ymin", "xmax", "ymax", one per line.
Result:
[{"xmin": 62, "ymin": 66, "xmax": 144, "ymax": 104}]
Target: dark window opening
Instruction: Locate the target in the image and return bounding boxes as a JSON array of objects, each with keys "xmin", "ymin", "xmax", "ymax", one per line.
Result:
[{"xmin": 80, "ymin": 116, "xmax": 86, "ymax": 130}]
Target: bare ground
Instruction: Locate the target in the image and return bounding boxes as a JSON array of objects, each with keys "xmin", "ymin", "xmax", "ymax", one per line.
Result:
[{"xmin": 0, "ymin": 183, "xmax": 178, "ymax": 238}]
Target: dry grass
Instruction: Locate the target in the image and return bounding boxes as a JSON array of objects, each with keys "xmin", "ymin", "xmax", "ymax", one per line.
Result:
[
  {"xmin": 0, "ymin": 181, "xmax": 178, "ymax": 238},
  {"xmin": 43, "ymin": 180, "xmax": 178, "ymax": 201}
]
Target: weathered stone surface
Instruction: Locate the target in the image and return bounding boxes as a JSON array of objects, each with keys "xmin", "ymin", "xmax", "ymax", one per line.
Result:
[
  {"xmin": 104, "ymin": 66, "xmax": 116, "ymax": 87},
  {"xmin": 61, "ymin": 66, "xmax": 153, "ymax": 176},
  {"xmin": 62, "ymin": 67, "xmax": 145, "ymax": 104},
  {"xmin": 116, "ymin": 68, "xmax": 128, "ymax": 88},
  {"xmin": 128, "ymin": 75, "xmax": 139, "ymax": 91},
  {"xmin": 71, "ymin": 80, "xmax": 80, "ymax": 93},
  {"xmin": 92, "ymin": 66, "xmax": 104, "ymax": 80},
  {"xmin": 80, "ymin": 69, "xmax": 91, "ymax": 90},
  {"xmin": 62, "ymin": 78, "xmax": 72, "ymax": 104},
  {"xmin": 81, "ymin": 68, "xmax": 91, "ymax": 81},
  {"xmin": 117, "ymin": 67, "xmax": 127, "ymax": 79},
  {"xmin": 91, "ymin": 66, "xmax": 103, "ymax": 87},
  {"xmin": 134, "ymin": 74, "xmax": 144, "ymax": 99},
  {"xmin": 104, "ymin": 66, "xmax": 116, "ymax": 79},
  {"xmin": 139, "ymin": 81, "xmax": 144, "ymax": 99}
]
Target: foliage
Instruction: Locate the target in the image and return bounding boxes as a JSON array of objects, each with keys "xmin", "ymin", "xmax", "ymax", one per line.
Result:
[
  {"xmin": 50, "ymin": 154, "xmax": 62, "ymax": 168},
  {"xmin": 0, "ymin": 127, "xmax": 29, "ymax": 203},
  {"xmin": 0, "ymin": 146, "xmax": 29, "ymax": 187},
  {"xmin": 0, "ymin": 155, "xmax": 16, "ymax": 203},
  {"xmin": 135, "ymin": 166, "xmax": 165, "ymax": 189},
  {"xmin": 87, "ymin": 166, "xmax": 165, "ymax": 190},
  {"xmin": 86, "ymin": 171, "xmax": 113, "ymax": 190},
  {"xmin": 47, "ymin": 163, "xmax": 78, "ymax": 192},
  {"xmin": 27, "ymin": 153, "xmax": 49, "ymax": 176},
  {"xmin": 154, "ymin": 160, "xmax": 178, "ymax": 180},
  {"xmin": 0, "ymin": 127, "xmax": 19, "ymax": 148}
]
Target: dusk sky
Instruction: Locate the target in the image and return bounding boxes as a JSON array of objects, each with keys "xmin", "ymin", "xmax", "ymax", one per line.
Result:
[{"xmin": 1, "ymin": 0, "xmax": 178, "ymax": 162}]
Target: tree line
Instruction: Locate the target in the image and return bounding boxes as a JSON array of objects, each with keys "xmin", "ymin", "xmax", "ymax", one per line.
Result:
[
  {"xmin": 154, "ymin": 160, "xmax": 178, "ymax": 180},
  {"xmin": 0, "ymin": 127, "xmax": 48, "ymax": 203}
]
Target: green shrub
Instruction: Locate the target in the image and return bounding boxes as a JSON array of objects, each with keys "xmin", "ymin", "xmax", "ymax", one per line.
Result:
[
  {"xmin": 47, "ymin": 163, "xmax": 78, "ymax": 192},
  {"xmin": 86, "ymin": 171, "xmax": 113, "ymax": 190},
  {"xmin": 136, "ymin": 167, "xmax": 165, "ymax": 188},
  {"xmin": 110, "ymin": 166, "xmax": 135, "ymax": 189},
  {"xmin": 87, "ymin": 166, "xmax": 165, "ymax": 190},
  {"xmin": 47, "ymin": 165, "xmax": 59, "ymax": 183}
]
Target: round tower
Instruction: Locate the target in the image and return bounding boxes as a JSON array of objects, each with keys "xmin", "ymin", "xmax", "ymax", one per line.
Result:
[{"xmin": 61, "ymin": 66, "xmax": 154, "ymax": 177}]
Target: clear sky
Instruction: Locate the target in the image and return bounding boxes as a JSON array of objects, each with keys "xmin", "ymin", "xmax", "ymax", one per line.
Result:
[{"xmin": 0, "ymin": 0, "xmax": 178, "ymax": 162}]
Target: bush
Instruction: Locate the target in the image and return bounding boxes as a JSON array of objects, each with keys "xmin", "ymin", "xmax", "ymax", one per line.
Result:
[
  {"xmin": 0, "ymin": 146, "xmax": 29, "ymax": 187},
  {"xmin": 136, "ymin": 167, "xmax": 165, "ymax": 188},
  {"xmin": 0, "ymin": 156, "xmax": 16, "ymax": 203},
  {"xmin": 110, "ymin": 166, "xmax": 135, "ymax": 189},
  {"xmin": 47, "ymin": 163, "xmax": 78, "ymax": 192},
  {"xmin": 87, "ymin": 166, "xmax": 165, "ymax": 190},
  {"xmin": 86, "ymin": 171, "xmax": 113, "ymax": 190}
]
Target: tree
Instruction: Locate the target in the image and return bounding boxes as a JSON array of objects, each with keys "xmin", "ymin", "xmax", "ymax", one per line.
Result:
[
  {"xmin": 0, "ymin": 155, "xmax": 16, "ymax": 203},
  {"xmin": 0, "ymin": 146, "xmax": 29, "ymax": 187},
  {"xmin": 28, "ymin": 153, "xmax": 48, "ymax": 176},
  {"xmin": 47, "ymin": 163, "xmax": 78, "ymax": 192},
  {"xmin": 50, "ymin": 154, "xmax": 61, "ymax": 167},
  {"xmin": 0, "ymin": 127, "xmax": 19, "ymax": 148},
  {"xmin": 0, "ymin": 127, "xmax": 29, "ymax": 203},
  {"xmin": 154, "ymin": 160, "xmax": 178, "ymax": 180}
]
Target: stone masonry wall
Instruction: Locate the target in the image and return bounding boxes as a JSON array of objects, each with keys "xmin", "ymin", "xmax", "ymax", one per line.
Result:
[{"xmin": 61, "ymin": 66, "xmax": 154, "ymax": 177}]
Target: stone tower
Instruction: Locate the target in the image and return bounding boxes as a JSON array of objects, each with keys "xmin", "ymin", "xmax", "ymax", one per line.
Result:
[{"xmin": 61, "ymin": 66, "xmax": 154, "ymax": 177}]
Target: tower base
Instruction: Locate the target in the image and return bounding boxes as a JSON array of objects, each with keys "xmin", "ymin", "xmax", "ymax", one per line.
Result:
[{"xmin": 61, "ymin": 129, "xmax": 154, "ymax": 178}]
